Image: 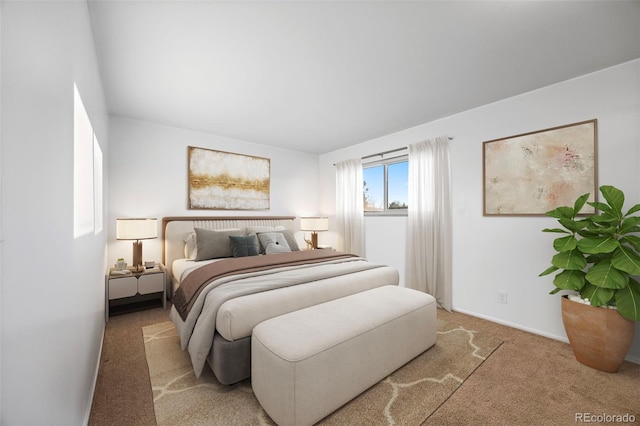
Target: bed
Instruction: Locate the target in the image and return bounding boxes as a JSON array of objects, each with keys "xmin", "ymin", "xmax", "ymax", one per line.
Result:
[{"xmin": 163, "ymin": 216, "xmax": 400, "ymax": 384}]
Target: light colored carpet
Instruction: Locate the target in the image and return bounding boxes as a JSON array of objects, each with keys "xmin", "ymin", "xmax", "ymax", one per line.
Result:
[{"xmin": 143, "ymin": 320, "xmax": 502, "ymax": 425}]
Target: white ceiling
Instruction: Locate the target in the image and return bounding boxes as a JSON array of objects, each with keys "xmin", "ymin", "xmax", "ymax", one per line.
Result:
[{"xmin": 88, "ymin": 1, "xmax": 640, "ymax": 155}]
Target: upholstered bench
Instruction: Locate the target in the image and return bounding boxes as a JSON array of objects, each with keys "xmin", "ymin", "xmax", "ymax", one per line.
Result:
[{"xmin": 251, "ymin": 285, "xmax": 437, "ymax": 426}]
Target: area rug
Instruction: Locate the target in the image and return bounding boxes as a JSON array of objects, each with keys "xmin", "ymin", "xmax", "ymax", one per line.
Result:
[{"xmin": 143, "ymin": 320, "xmax": 502, "ymax": 425}]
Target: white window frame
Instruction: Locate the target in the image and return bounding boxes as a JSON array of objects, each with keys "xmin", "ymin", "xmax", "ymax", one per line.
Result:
[
  {"xmin": 363, "ymin": 154, "xmax": 409, "ymax": 217},
  {"xmin": 74, "ymin": 83, "xmax": 103, "ymax": 238}
]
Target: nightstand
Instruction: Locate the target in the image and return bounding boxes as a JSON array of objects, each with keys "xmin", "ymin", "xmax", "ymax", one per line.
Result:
[{"xmin": 105, "ymin": 264, "xmax": 166, "ymax": 321}]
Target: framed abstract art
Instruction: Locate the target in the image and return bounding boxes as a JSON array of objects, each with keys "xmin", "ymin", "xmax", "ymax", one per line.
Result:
[
  {"xmin": 188, "ymin": 146, "xmax": 271, "ymax": 210},
  {"xmin": 483, "ymin": 119, "xmax": 597, "ymax": 216}
]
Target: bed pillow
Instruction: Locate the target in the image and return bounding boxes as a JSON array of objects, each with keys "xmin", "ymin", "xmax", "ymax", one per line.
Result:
[
  {"xmin": 278, "ymin": 229, "xmax": 300, "ymax": 251},
  {"xmin": 183, "ymin": 232, "xmax": 197, "ymax": 259},
  {"xmin": 252, "ymin": 230, "xmax": 299, "ymax": 253},
  {"xmin": 229, "ymin": 235, "xmax": 260, "ymax": 258},
  {"xmin": 184, "ymin": 228, "xmax": 242, "ymax": 260},
  {"xmin": 257, "ymin": 232, "xmax": 291, "ymax": 254},
  {"xmin": 247, "ymin": 225, "xmax": 286, "ymax": 254},
  {"xmin": 195, "ymin": 228, "xmax": 244, "ymax": 261}
]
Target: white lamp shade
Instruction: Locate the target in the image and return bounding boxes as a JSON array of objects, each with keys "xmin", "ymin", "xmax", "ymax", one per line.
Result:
[
  {"xmin": 116, "ymin": 218, "xmax": 158, "ymax": 240},
  {"xmin": 300, "ymin": 217, "xmax": 329, "ymax": 232}
]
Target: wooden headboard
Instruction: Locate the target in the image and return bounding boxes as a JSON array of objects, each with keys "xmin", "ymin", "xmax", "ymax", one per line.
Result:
[{"xmin": 162, "ymin": 215, "xmax": 296, "ymax": 282}]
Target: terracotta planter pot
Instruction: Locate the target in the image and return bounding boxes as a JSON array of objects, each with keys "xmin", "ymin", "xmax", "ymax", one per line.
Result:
[{"xmin": 561, "ymin": 295, "xmax": 635, "ymax": 373}]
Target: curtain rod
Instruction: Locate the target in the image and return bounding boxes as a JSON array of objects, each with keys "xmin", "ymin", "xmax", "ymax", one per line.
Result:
[
  {"xmin": 361, "ymin": 136, "xmax": 454, "ymax": 161},
  {"xmin": 332, "ymin": 136, "xmax": 454, "ymax": 166}
]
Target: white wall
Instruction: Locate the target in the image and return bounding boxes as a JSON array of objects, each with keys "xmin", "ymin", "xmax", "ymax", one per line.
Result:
[
  {"xmin": 1, "ymin": 2, "xmax": 109, "ymax": 424},
  {"xmin": 107, "ymin": 117, "xmax": 320, "ymax": 266},
  {"xmin": 320, "ymin": 60, "xmax": 640, "ymax": 363}
]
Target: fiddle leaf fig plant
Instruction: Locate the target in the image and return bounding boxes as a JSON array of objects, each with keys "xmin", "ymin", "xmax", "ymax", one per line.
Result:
[{"xmin": 540, "ymin": 185, "xmax": 640, "ymax": 321}]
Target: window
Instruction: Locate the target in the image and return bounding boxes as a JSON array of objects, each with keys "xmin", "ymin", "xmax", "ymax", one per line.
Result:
[
  {"xmin": 74, "ymin": 83, "xmax": 103, "ymax": 238},
  {"xmin": 363, "ymin": 156, "xmax": 408, "ymax": 215},
  {"xmin": 74, "ymin": 84, "xmax": 94, "ymax": 238},
  {"xmin": 93, "ymin": 135, "xmax": 103, "ymax": 234}
]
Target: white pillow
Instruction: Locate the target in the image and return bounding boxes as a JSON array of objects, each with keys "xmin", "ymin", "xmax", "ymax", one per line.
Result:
[{"xmin": 183, "ymin": 232, "xmax": 197, "ymax": 259}]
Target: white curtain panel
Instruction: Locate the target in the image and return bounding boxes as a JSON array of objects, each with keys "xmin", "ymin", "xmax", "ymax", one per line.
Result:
[
  {"xmin": 335, "ymin": 159, "xmax": 365, "ymax": 257},
  {"xmin": 405, "ymin": 136, "xmax": 452, "ymax": 311}
]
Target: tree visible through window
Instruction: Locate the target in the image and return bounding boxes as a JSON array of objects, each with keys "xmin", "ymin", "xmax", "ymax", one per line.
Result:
[{"xmin": 363, "ymin": 157, "xmax": 408, "ymax": 214}]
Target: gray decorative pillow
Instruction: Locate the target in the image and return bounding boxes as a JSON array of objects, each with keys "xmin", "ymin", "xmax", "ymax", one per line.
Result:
[
  {"xmin": 279, "ymin": 230, "xmax": 300, "ymax": 251},
  {"xmin": 229, "ymin": 235, "xmax": 260, "ymax": 258},
  {"xmin": 255, "ymin": 230, "xmax": 299, "ymax": 253},
  {"xmin": 257, "ymin": 232, "xmax": 291, "ymax": 254},
  {"xmin": 195, "ymin": 228, "xmax": 244, "ymax": 261}
]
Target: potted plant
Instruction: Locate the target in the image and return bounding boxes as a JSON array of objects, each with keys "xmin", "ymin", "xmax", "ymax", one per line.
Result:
[{"xmin": 540, "ymin": 185, "xmax": 640, "ymax": 372}]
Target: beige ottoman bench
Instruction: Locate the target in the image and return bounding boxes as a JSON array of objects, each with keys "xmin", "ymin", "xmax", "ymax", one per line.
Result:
[{"xmin": 251, "ymin": 285, "xmax": 437, "ymax": 426}]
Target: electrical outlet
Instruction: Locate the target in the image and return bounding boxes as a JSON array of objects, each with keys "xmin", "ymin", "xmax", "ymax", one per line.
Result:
[{"xmin": 497, "ymin": 291, "xmax": 508, "ymax": 304}]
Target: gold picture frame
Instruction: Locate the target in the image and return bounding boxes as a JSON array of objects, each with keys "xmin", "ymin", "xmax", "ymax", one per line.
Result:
[
  {"xmin": 483, "ymin": 119, "xmax": 597, "ymax": 216},
  {"xmin": 188, "ymin": 146, "xmax": 271, "ymax": 210}
]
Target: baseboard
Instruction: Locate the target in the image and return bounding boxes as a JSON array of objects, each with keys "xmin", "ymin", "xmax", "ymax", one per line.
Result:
[
  {"xmin": 83, "ymin": 318, "xmax": 106, "ymax": 426},
  {"xmin": 452, "ymin": 307, "xmax": 640, "ymax": 366},
  {"xmin": 625, "ymin": 354, "xmax": 640, "ymax": 364}
]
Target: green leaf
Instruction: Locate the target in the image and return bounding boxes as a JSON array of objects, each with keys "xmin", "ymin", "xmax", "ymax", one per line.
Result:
[
  {"xmin": 549, "ymin": 288, "xmax": 561, "ymax": 295},
  {"xmin": 586, "ymin": 224, "xmax": 617, "ymax": 235},
  {"xmin": 611, "ymin": 246, "xmax": 640, "ymax": 275},
  {"xmin": 585, "ymin": 260, "xmax": 629, "ymax": 289},
  {"xmin": 553, "ymin": 270, "xmax": 586, "ymax": 291},
  {"xmin": 577, "ymin": 228, "xmax": 599, "ymax": 238},
  {"xmin": 615, "ymin": 278, "xmax": 640, "ymax": 321},
  {"xmin": 588, "ymin": 201, "xmax": 612, "ymax": 215},
  {"xmin": 620, "ymin": 216, "xmax": 640, "ymax": 234},
  {"xmin": 576, "ymin": 236, "xmax": 619, "ymax": 254},
  {"xmin": 553, "ymin": 235, "xmax": 577, "ymax": 252},
  {"xmin": 585, "ymin": 253, "xmax": 613, "ymax": 264},
  {"xmin": 600, "ymin": 185, "xmax": 624, "ymax": 219},
  {"xmin": 551, "ymin": 250, "xmax": 587, "ymax": 270},
  {"xmin": 589, "ymin": 213, "xmax": 617, "ymax": 224},
  {"xmin": 546, "ymin": 206, "xmax": 575, "ymax": 219},
  {"xmin": 539, "ymin": 265, "xmax": 559, "ymax": 276},
  {"xmin": 558, "ymin": 218, "xmax": 588, "ymax": 233},
  {"xmin": 625, "ymin": 203, "xmax": 640, "ymax": 216},
  {"xmin": 575, "ymin": 218, "xmax": 591, "ymax": 229},
  {"xmin": 622, "ymin": 235, "xmax": 640, "ymax": 251},
  {"xmin": 542, "ymin": 228, "xmax": 570, "ymax": 234},
  {"xmin": 580, "ymin": 284, "xmax": 614, "ymax": 306},
  {"xmin": 573, "ymin": 193, "xmax": 590, "ymax": 216}
]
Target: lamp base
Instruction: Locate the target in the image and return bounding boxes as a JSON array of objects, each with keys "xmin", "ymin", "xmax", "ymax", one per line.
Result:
[{"xmin": 132, "ymin": 240, "xmax": 143, "ymax": 272}]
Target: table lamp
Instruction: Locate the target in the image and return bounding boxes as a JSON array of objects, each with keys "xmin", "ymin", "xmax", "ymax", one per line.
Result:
[
  {"xmin": 116, "ymin": 218, "xmax": 157, "ymax": 272},
  {"xmin": 300, "ymin": 217, "xmax": 329, "ymax": 250}
]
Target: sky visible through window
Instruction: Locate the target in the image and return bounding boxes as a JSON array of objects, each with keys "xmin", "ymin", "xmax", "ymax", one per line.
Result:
[{"xmin": 363, "ymin": 161, "xmax": 408, "ymax": 210}]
